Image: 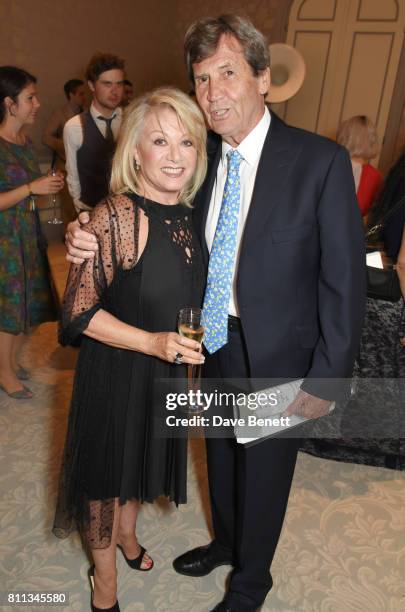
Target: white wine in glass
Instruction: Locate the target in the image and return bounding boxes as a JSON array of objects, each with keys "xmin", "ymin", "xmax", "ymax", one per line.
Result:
[
  {"xmin": 177, "ymin": 307, "xmax": 205, "ymax": 414},
  {"xmin": 178, "ymin": 307, "xmax": 205, "ymax": 344},
  {"xmin": 178, "ymin": 322, "xmax": 205, "ymax": 343}
]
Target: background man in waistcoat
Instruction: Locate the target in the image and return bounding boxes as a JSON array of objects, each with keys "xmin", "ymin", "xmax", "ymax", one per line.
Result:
[{"xmin": 64, "ymin": 53, "xmax": 124, "ymax": 213}]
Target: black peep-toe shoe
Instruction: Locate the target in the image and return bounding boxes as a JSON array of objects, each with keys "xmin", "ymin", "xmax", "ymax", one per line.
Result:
[
  {"xmin": 88, "ymin": 565, "xmax": 120, "ymax": 612},
  {"xmin": 118, "ymin": 544, "xmax": 154, "ymax": 571}
]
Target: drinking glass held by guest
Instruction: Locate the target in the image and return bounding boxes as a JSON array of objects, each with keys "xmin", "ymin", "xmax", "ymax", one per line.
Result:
[
  {"xmin": 0, "ymin": 66, "xmax": 63, "ymax": 399},
  {"xmin": 337, "ymin": 115, "xmax": 383, "ymax": 217},
  {"xmin": 53, "ymin": 87, "xmax": 207, "ymax": 612}
]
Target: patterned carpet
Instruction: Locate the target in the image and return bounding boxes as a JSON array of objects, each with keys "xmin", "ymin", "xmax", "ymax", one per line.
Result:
[{"xmin": 1, "ymin": 244, "xmax": 405, "ymax": 612}]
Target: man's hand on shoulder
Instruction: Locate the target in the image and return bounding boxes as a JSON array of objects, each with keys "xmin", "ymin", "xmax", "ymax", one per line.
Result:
[
  {"xmin": 283, "ymin": 389, "xmax": 332, "ymax": 419},
  {"xmin": 65, "ymin": 212, "xmax": 98, "ymax": 264}
]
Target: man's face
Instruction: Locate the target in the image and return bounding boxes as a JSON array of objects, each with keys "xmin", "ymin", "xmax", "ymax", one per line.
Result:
[
  {"xmin": 193, "ymin": 34, "xmax": 269, "ymax": 147},
  {"xmin": 70, "ymin": 85, "xmax": 86, "ymax": 109},
  {"xmin": 88, "ymin": 69, "xmax": 124, "ymax": 113}
]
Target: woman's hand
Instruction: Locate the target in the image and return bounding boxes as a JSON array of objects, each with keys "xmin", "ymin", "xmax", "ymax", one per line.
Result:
[
  {"xmin": 65, "ymin": 212, "xmax": 98, "ymax": 264},
  {"xmin": 146, "ymin": 332, "xmax": 205, "ymax": 365},
  {"xmin": 30, "ymin": 173, "xmax": 64, "ymax": 195}
]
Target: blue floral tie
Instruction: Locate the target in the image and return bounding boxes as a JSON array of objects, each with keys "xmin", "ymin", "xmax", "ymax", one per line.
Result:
[{"xmin": 203, "ymin": 149, "xmax": 243, "ymax": 354}]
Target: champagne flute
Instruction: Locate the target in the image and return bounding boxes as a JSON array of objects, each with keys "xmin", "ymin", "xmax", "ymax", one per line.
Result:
[
  {"xmin": 47, "ymin": 168, "xmax": 63, "ymax": 225},
  {"xmin": 178, "ymin": 308, "xmax": 205, "ymax": 414}
]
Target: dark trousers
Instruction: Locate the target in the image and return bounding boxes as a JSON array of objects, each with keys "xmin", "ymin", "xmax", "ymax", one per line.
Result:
[{"xmin": 204, "ymin": 322, "xmax": 299, "ymax": 609}]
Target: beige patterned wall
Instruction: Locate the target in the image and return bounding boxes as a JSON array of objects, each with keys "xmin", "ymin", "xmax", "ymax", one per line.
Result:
[
  {"xmin": 0, "ymin": 0, "xmax": 287, "ymax": 160},
  {"xmin": 168, "ymin": 0, "xmax": 289, "ymax": 91},
  {"xmin": 0, "ymin": 0, "xmax": 173, "ymax": 160}
]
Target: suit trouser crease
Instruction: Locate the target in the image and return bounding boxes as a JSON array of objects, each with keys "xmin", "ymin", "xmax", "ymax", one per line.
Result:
[{"xmin": 205, "ymin": 324, "xmax": 299, "ymax": 608}]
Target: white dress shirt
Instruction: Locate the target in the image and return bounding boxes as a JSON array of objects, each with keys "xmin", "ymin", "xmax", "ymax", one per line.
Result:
[
  {"xmin": 63, "ymin": 102, "xmax": 122, "ymax": 212},
  {"xmin": 205, "ymin": 107, "xmax": 271, "ymax": 316}
]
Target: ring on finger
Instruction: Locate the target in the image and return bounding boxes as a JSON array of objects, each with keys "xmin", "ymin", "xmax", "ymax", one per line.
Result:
[{"xmin": 174, "ymin": 352, "xmax": 183, "ymax": 365}]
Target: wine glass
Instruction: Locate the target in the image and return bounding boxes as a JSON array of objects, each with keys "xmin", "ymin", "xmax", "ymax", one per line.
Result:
[
  {"xmin": 178, "ymin": 308, "xmax": 205, "ymax": 414},
  {"xmin": 178, "ymin": 307, "xmax": 205, "ymax": 344},
  {"xmin": 47, "ymin": 168, "xmax": 63, "ymax": 225}
]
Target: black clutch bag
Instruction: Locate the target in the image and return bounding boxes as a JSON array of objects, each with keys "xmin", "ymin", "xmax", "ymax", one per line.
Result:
[{"xmin": 366, "ymin": 264, "xmax": 401, "ymax": 302}]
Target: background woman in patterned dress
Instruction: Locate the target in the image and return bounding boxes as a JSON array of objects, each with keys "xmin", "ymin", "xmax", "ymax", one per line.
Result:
[{"xmin": 0, "ymin": 66, "xmax": 63, "ymax": 398}]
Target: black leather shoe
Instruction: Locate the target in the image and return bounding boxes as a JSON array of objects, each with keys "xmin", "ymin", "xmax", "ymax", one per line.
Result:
[
  {"xmin": 173, "ymin": 543, "xmax": 233, "ymax": 577},
  {"xmin": 210, "ymin": 604, "xmax": 260, "ymax": 612}
]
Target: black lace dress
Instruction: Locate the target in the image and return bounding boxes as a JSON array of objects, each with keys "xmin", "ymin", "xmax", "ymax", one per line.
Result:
[{"xmin": 53, "ymin": 193, "xmax": 204, "ymax": 548}]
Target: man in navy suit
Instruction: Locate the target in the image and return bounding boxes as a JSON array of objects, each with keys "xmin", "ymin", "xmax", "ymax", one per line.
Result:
[
  {"xmin": 65, "ymin": 15, "xmax": 365, "ymax": 611},
  {"xmin": 172, "ymin": 15, "xmax": 365, "ymax": 612}
]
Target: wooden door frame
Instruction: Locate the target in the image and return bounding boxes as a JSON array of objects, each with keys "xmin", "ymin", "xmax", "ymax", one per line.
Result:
[
  {"xmin": 275, "ymin": 1, "xmax": 404, "ymax": 176},
  {"xmin": 378, "ymin": 29, "xmax": 405, "ymax": 174},
  {"xmin": 270, "ymin": 0, "xmax": 295, "ymax": 42}
]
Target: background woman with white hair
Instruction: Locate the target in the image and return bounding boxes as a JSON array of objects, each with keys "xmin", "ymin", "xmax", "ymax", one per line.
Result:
[{"xmin": 337, "ymin": 115, "xmax": 383, "ymax": 218}]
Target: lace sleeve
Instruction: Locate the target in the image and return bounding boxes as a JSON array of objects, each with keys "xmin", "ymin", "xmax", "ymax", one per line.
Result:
[{"xmin": 58, "ymin": 194, "xmax": 139, "ymax": 346}]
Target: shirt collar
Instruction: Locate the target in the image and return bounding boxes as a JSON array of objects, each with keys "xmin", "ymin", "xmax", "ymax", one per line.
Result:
[
  {"xmin": 90, "ymin": 101, "xmax": 121, "ymax": 122},
  {"xmin": 221, "ymin": 106, "xmax": 271, "ymax": 166}
]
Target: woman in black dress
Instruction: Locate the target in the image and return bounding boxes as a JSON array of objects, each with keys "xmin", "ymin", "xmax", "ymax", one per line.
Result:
[{"xmin": 53, "ymin": 87, "xmax": 207, "ymax": 611}]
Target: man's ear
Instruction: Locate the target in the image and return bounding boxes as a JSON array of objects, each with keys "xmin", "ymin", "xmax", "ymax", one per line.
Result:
[
  {"xmin": 88, "ymin": 80, "xmax": 95, "ymax": 94},
  {"xmin": 259, "ymin": 67, "xmax": 271, "ymax": 96}
]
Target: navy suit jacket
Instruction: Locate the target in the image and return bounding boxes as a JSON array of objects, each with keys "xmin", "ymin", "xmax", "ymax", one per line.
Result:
[{"xmin": 193, "ymin": 112, "xmax": 366, "ymax": 400}]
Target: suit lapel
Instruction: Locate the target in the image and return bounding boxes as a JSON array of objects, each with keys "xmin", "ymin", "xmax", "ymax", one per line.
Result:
[
  {"xmin": 239, "ymin": 113, "xmax": 301, "ymax": 259},
  {"xmin": 194, "ymin": 114, "xmax": 301, "ymax": 270}
]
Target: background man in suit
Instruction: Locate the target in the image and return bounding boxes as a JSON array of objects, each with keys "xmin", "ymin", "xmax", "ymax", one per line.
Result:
[
  {"xmin": 121, "ymin": 78, "xmax": 134, "ymax": 107},
  {"xmin": 64, "ymin": 15, "xmax": 365, "ymax": 612},
  {"xmin": 42, "ymin": 79, "xmax": 86, "ymax": 164},
  {"xmin": 42, "ymin": 79, "xmax": 86, "ymax": 228}
]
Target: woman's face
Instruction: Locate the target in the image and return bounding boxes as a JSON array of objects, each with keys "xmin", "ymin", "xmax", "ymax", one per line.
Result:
[
  {"xmin": 134, "ymin": 106, "xmax": 197, "ymax": 204},
  {"xmin": 9, "ymin": 83, "xmax": 40, "ymax": 125}
]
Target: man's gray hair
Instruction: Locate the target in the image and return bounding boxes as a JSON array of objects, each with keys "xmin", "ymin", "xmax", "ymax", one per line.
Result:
[{"xmin": 184, "ymin": 14, "xmax": 270, "ymax": 83}]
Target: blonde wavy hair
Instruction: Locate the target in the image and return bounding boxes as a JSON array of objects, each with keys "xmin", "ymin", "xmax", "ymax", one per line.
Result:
[
  {"xmin": 336, "ymin": 115, "xmax": 379, "ymax": 160},
  {"xmin": 110, "ymin": 86, "xmax": 207, "ymax": 206}
]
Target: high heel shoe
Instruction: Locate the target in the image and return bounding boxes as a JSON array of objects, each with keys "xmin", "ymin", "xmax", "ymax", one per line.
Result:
[
  {"xmin": 117, "ymin": 544, "xmax": 154, "ymax": 571},
  {"xmin": 88, "ymin": 565, "xmax": 120, "ymax": 612},
  {"xmin": 0, "ymin": 383, "xmax": 33, "ymax": 399}
]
